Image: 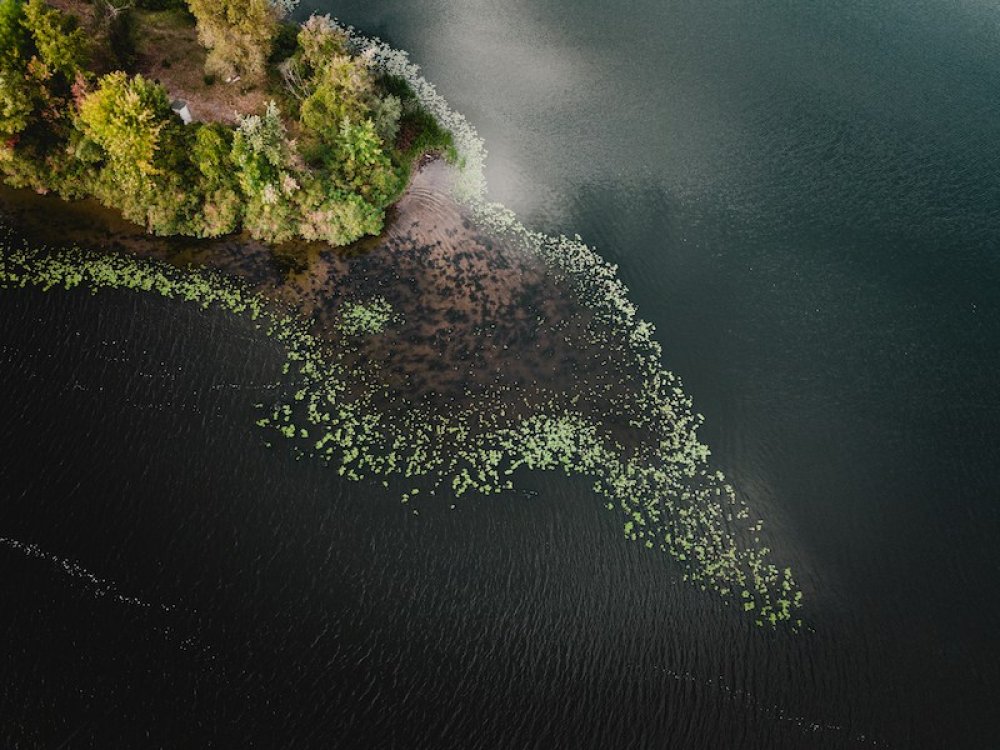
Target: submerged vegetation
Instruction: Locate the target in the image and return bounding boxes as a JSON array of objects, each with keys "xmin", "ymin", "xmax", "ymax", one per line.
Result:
[
  {"xmin": 0, "ymin": 0, "xmax": 453, "ymax": 244},
  {"xmin": 0, "ymin": 233, "xmax": 804, "ymax": 629}
]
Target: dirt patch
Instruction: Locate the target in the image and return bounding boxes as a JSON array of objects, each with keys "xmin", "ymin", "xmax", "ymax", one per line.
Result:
[
  {"xmin": 46, "ymin": 0, "xmax": 96, "ymax": 25},
  {"xmin": 131, "ymin": 9, "xmax": 272, "ymax": 125},
  {"xmin": 43, "ymin": 2, "xmax": 273, "ymax": 124}
]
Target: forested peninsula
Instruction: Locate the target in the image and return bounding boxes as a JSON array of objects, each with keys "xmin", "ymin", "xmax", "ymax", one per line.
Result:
[{"xmin": 0, "ymin": 0, "xmax": 454, "ymax": 245}]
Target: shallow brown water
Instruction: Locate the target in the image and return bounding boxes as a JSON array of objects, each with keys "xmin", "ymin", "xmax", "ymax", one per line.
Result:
[{"xmin": 0, "ymin": 159, "xmax": 644, "ymax": 442}]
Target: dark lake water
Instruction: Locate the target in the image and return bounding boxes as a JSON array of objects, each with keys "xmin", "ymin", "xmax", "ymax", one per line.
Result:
[{"xmin": 2, "ymin": 0, "xmax": 1000, "ymax": 747}]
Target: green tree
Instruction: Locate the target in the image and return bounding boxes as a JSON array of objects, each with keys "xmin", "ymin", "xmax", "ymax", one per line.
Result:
[
  {"xmin": 186, "ymin": 0, "xmax": 278, "ymax": 82},
  {"xmin": 0, "ymin": 0, "xmax": 38, "ymax": 140},
  {"xmin": 190, "ymin": 122, "xmax": 241, "ymax": 236},
  {"xmin": 371, "ymin": 94, "xmax": 401, "ymax": 145},
  {"xmin": 297, "ymin": 177, "xmax": 382, "ymax": 246},
  {"xmin": 298, "ymin": 53, "xmax": 375, "ymax": 142},
  {"xmin": 295, "ymin": 13, "xmax": 347, "ymax": 75},
  {"xmin": 330, "ymin": 118, "xmax": 399, "ymax": 205},
  {"xmin": 77, "ymin": 71, "xmax": 174, "ymax": 174},
  {"xmin": 232, "ymin": 101, "xmax": 300, "ymax": 242},
  {"xmin": 77, "ymin": 72, "xmax": 196, "ymax": 232},
  {"xmin": 23, "ymin": 0, "xmax": 87, "ymax": 80},
  {"xmin": 0, "ymin": 0, "xmax": 29, "ymax": 70},
  {"xmin": 0, "ymin": 70, "xmax": 32, "ymax": 138},
  {"xmin": 0, "ymin": 0, "xmax": 91, "ymax": 191}
]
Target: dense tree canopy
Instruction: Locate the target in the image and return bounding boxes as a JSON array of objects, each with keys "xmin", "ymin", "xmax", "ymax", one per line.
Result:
[
  {"xmin": 23, "ymin": 0, "xmax": 87, "ymax": 79},
  {"xmin": 186, "ymin": 0, "xmax": 277, "ymax": 82},
  {"xmin": 77, "ymin": 72, "xmax": 196, "ymax": 231},
  {"xmin": 77, "ymin": 72, "xmax": 174, "ymax": 174},
  {"xmin": 0, "ymin": 11, "xmax": 34, "ymax": 139},
  {"xmin": 0, "ymin": 1, "xmax": 452, "ymax": 246}
]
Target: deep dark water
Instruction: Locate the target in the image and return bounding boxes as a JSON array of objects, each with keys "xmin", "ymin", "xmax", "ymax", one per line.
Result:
[
  {"xmin": 3, "ymin": 0, "xmax": 1000, "ymax": 746},
  {"xmin": 0, "ymin": 289, "xmax": 860, "ymax": 749}
]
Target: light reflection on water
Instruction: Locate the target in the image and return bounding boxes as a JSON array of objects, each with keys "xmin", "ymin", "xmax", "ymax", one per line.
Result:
[
  {"xmin": 313, "ymin": 0, "xmax": 1000, "ymax": 744},
  {"xmin": 0, "ymin": 0, "xmax": 999, "ymax": 746}
]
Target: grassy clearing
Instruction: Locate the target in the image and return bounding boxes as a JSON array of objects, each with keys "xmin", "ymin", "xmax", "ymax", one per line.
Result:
[{"xmin": 131, "ymin": 8, "xmax": 274, "ymax": 125}]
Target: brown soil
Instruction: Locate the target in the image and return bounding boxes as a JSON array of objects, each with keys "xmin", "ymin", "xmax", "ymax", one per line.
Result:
[
  {"xmin": 130, "ymin": 9, "xmax": 272, "ymax": 125},
  {"xmin": 46, "ymin": 0, "xmax": 96, "ymax": 25},
  {"xmin": 46, "ymin": 1, "xmax": 272, "ymax": 124}
]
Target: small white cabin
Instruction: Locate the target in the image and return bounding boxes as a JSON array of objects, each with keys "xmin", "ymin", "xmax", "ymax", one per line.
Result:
[{"xmin": 170, "ymin": 99, "xmax": 193, "ymax": 125}]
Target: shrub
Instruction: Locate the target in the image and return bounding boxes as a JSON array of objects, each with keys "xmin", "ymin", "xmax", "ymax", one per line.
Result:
[
  {"xmin": 371, "ymin": 94, "xmax": 401, "ymax": 144},
  {"xmin": 186, "ymin": 0, "xmax": 278, "ymax": 82},
  {"xmin": 295, "ymin": 13, "xmax": 346, "ymax": 74},
  {"xmin": 298, "ymin": 53, "xmax": 375, "ymax": 141},
  {"xmin": 297, "ymin": 174, "xmax": 381, "ymax": 246},
  {"xmin": 232, "ymin": 101, "xmax": 301, "ymax": 242},
  {"xmin": 231, "ymin": 100, "xmax": 290, "ymax": 190},
  {"xmin": 23, "ymin": 0, "xmax": 88, "ymax": 80}
]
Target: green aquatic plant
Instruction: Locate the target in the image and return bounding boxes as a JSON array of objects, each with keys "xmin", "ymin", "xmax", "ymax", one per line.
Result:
[
  {"xmin": 329, "ymin": 22, "xmax": 804, "ymax": 628},
  {"xmin": 0, "ymin": 21, "xmax": 806, "ymax": 629},
  {"xmin": 337, "ymin": 296, "xmax": 397, "ymax": 336}
]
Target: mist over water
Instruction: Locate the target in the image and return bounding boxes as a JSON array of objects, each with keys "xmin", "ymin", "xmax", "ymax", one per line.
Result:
[{"xmin": 1, "ymin": 0, "xmax": 999, "ymax": 747}]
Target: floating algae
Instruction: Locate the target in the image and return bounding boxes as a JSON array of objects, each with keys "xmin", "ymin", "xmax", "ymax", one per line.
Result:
[
  {"xmin": 337, "ymin": 296, "xmax": 400, "ymax": 336},
  {"xmin": 0, "ymin": 24, "xmax": 805, "ymax": 628},
  {"xmin": 335, "ymin": 20, "xmax": 804, "ymax": 626}
]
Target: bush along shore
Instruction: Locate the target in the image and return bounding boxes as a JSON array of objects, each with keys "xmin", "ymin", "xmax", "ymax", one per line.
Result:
[{"xmin": 0, "ymin": 0, "xmax": 454, "ymax": 245}]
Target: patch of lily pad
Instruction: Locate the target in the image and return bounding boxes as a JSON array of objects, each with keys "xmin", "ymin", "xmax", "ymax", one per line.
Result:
[
  {"xmin": 337, "ymin": 296, "xmax": 399, "ymax": 336},
  {"xmin": 0, "ymin": 236, "xmax": 803, "ymax": 628}
]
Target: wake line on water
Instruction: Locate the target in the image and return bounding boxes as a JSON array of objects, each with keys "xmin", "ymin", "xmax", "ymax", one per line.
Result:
[
  {"xmin": 0, "ymin": 535, "xmax": 173, "ymax": 612},
  {"xmin": 651, "ymin": 663, "xmax": 889, "ymax": 746},
  {"xmin": 0, "ymin": 535, "xmax": 214, "ymax": 659}
]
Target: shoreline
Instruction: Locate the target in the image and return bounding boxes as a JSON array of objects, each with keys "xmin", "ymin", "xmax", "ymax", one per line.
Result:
[
  {"xmin": 0, "ymin": 2, "xmax": 805, "ymax": 627},
  {"xmin": 0, "ymin": 157, "xmax": 642, "ymax": 440}
]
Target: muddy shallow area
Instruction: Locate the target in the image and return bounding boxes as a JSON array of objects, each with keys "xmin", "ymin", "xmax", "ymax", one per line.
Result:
[{"xmin": 0, "ymin": 159, "xmax": 646, "ymax": 442}]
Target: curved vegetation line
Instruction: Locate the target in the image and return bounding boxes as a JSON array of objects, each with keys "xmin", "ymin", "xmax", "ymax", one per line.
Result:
[
  {"xmin": 336, "ymin": 23, "xmax": 804, "ymax": 627},
  {"xmin": 0, "ymin": 20, "xmax": 805, "ymax": 629}
]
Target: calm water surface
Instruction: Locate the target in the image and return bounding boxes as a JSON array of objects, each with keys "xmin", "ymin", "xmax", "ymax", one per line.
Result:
[{"xmin": 2, "ymin": 0, "xmax": 999, "ymax": 747}]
